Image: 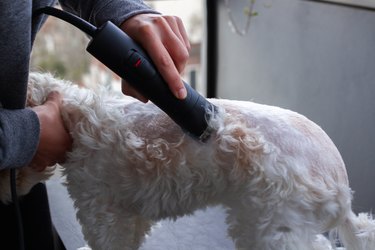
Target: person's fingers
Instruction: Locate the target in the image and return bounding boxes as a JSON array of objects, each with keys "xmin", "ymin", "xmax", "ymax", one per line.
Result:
[
  {"xmin": 43, "ymin": 91, "xmax": 70, "ymax": 134},
  {"xmin": 177, "ymin": 18, "xmax": 190, "ymax": 51},
  {"xmin": 150, "ymin": 16, "xmax": 190, "ymax": 73},
  {"xmin": 163, "ymin": 32, "xmax": 190, "ymax": 73},
  {"xmin": 137, "ymin": 29, "xmax": 187, "ymax": 99},
  {"xmin": 43, "ymin": 91, "xmax": 61, "ymax": 110},
  {"xmin": 152, "ymin": 43, "xmax": 187, "ymax": 99},
  {"xmin": 165, "ymin": 15, "xmax": 191, "ymax": 52},
  {"xmin": 45, "ymin": 91, "xmax": 61, "ymax": 102}
]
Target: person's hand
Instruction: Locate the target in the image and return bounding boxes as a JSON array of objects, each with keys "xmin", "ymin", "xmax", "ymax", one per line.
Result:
[
  {"xmin": 29, "ymin": 91, "xmax": 72, "ymax": 171},
  {"xmin": 120, "ymin": 13, "xmax": 191, "ymax": 102}
]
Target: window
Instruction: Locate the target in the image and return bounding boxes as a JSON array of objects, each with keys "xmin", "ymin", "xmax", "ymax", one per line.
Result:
[{"xmin": 146, "ymin": 0, "xmax": 206, "ymax": 94}]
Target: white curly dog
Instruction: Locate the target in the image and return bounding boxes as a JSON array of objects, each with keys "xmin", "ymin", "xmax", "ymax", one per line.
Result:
[{"xmin": 1, "ymin": 72, "xmax": 374, "ymax": 250}]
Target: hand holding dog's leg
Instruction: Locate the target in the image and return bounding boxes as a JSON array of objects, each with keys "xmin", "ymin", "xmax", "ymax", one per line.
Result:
[{"xmin": 30, "ymin": 91, "xmax": 72, "ymax": 171}]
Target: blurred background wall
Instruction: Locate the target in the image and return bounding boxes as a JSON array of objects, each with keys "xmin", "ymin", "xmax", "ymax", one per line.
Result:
[{"xmin": 215, "ymin": 0, "xmax": 375, "ymax": 212}]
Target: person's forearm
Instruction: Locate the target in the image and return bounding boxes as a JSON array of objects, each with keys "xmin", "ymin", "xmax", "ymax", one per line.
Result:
[
  {"xmin": 59, "ymin": 0, "xmax": 160, "ymax": 27},
  {"xmin": 0, "ymin": 109, "xmax": 40, "ymax": 169}
]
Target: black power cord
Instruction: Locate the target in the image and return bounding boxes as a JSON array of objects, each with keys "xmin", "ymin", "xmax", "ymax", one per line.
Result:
[
  {"xmin": 10, "ymin": 169, "xmax": 25, "ymax": 250},
  {"xmin": 33, "ymin": 7, "xmax": 97, "ymax": 37}
]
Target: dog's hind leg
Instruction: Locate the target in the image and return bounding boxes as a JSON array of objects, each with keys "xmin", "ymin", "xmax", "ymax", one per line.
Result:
[{"xmin": 225, "ymin": 204, "xmax": 321, "ymax": 250}]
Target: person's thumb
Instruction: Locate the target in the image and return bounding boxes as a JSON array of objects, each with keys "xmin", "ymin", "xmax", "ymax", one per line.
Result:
[
  {"xmin": 45, "ymin": 91, "xmax": 61, "ymax": 104},
  {"xmin": 44, "ymin": 91, "xmax": 62, "ymax": 107}
]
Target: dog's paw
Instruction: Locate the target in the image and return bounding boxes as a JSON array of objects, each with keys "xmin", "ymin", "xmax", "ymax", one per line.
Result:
[{"xmin": 77, "ymin": 246, "xmax": 91, "ymax": 250}]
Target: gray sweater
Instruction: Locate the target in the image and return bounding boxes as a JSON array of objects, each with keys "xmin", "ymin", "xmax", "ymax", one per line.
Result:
[{"xmin": 0, "ymin": 0, "xmax": 158, "ymax": 169}]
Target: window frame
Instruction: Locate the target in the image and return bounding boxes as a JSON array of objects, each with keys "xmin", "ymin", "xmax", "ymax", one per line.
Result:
[{"xmin": 316, "ymin": 0, "xmax": 375, "ymax": 9}]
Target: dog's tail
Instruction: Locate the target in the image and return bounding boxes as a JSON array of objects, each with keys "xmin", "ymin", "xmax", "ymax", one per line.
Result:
[{"xmin": 332, "ymin": 211, "xmax": 375, "ymax": 249}]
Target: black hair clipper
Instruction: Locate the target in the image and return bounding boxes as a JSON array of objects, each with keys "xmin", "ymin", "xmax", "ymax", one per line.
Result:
[{"xmin": 87, "ymin": 21, "xmax": 217, "ymax": 141}]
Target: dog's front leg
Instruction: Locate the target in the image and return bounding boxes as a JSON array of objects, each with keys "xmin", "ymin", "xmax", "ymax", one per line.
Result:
[{"xmin": 77, "ymin": 206, "xmax": 153, "ymax": 250}]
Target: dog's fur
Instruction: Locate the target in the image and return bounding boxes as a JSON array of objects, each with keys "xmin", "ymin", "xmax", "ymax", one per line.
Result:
[{"xmin": 1, "ymin": 72, "xmax": 375, "ymax": 250}]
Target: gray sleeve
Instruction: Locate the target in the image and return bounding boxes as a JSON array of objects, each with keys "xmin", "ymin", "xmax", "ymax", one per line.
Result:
[
  {"xmin": 59, "ymin": 0, "xmax": 160, "ymax": 27},
  {"xmin": 0, "ymin": 108, "xmax": 40, "ymax": 169}
]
